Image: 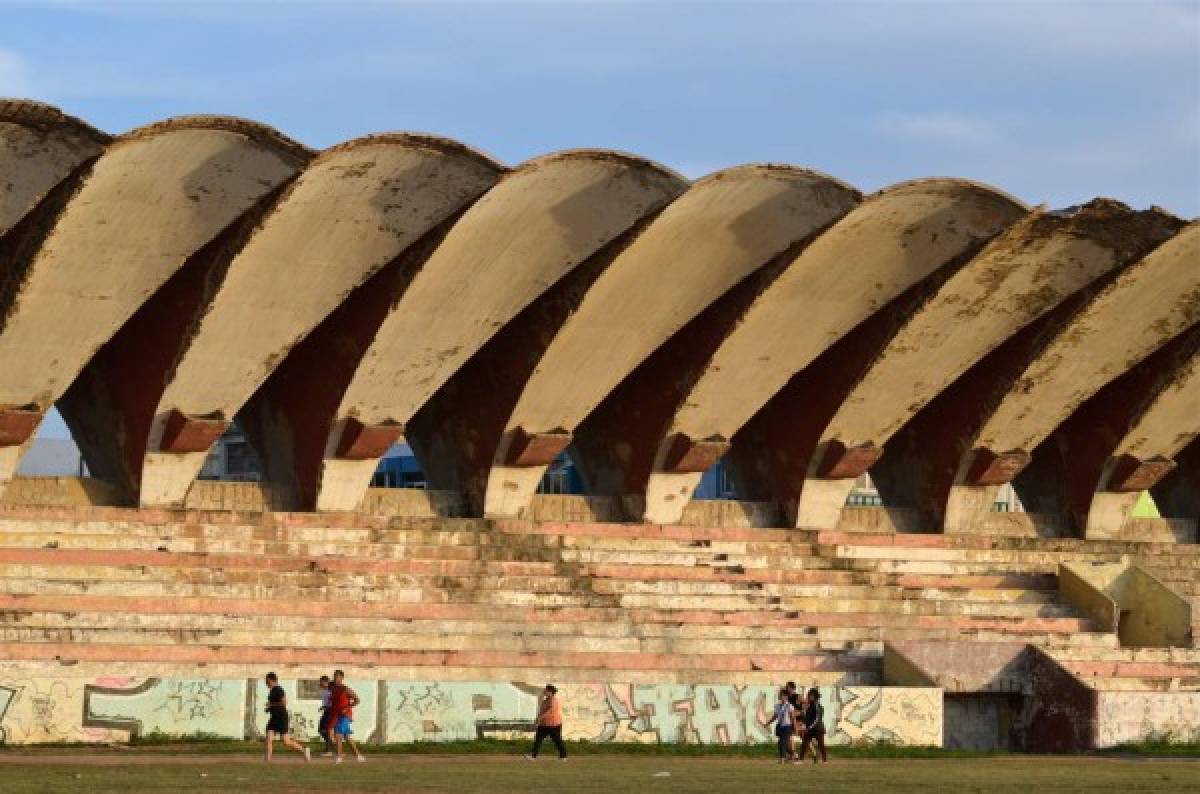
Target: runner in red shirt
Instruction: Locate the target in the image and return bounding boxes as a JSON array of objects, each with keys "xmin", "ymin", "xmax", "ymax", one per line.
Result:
[{"xmin": 329, "ymin": 669, "xmax": 365, "ymax": 763}]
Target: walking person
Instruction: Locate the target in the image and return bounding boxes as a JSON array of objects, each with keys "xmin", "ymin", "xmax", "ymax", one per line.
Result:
[
  {"xmin": 798, "ymin": 687, "xmax": 828, "ymax": 764},
  {"xmin": 765, "ymin": 688, "xmax": 798, "ymax": 763},
  {"xmin": 316, "ymin": 674, "xmax": 335, "ymax": 756},
  {"xmin": 785, "ymin": 681, "xmax": 803, "ymax": 759},
  {"xmin": 329, "ymin": 669, "xmax": 365, "ymax": 763},
  {"xmin": 262, "ymin": 672, "xmax": 311, "ymax": 764},
  {"xmin": 524, "ymin": 684, "xmax": 567, "ymax": 761}
]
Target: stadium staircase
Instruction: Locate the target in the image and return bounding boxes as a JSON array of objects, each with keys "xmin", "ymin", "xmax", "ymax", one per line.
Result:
[{"xmin": 0, "ymin": 500, "xmax": 1195, "ymax": 693}]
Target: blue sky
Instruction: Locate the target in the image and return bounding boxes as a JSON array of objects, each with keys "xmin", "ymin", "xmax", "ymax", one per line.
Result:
[{"xmin": 2, "ymin": 0, "xmax": 1197, "ymax": 439}]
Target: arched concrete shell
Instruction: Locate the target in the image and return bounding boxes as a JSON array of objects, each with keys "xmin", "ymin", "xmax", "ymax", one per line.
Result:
[
  {"xmin": 137, "ymin": 135, "xmax": 504, "ymax": 507},
  {"xmin": 826, "ymin": 201, "xmax": 1174, "ymax": 447},
  {"xmin": 484, "ymin": 165, "xmax": 862, "ymax": 518},
  {"xmin": 643, "ymin": 179, "xmax": 1029, "ymax": 523},
  {"xmin": 1032, "ymin": 322, "xmax": 1200, "ymax": 536},
  {"xmin": 0, "ymin": 100, "xmax": 108, "ymax": 236},
  {"xmin": 310, "ymin": 151, "xmax": 687, "ymax": 511},
  {"xmin": 935, "ymin": 221, "xmax": 1199, "ymax": 531},
  {"xmin": 975, "ymin": 222, "xmax": 1200, "ymax": 459},
  {"xmin": 0, "ymin": 116, "xmax": 309, "ymax": 492},
  {"xmin": 774, "ymin": 201, "xmax": 1182, "ymax": 529}
]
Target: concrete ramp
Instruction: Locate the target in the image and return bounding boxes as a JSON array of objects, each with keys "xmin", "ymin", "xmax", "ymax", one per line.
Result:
[
  {"xmin": 482, "ymin": 165, "xmax": 861, "ymax": 519},
  {"xmin": 640, "ymin": 179, "xmax": 1027, "ymax": 526},
  {"xmin": 124, "ymin": 135, "xmax": 502, "ymax": 507},
  {"xmin": 295, "ymin": 151, "xmax": 686, "ymax": 512},
  {"xmin": 0, "ymin": 100, "xmax": 108, "ymax": 236},
  {"xmin": 0, "ymin": 116, "xmax": 309, "ymax": 496}
]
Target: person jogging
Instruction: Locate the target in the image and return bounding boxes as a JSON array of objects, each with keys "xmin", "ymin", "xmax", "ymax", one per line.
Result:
[
  {"xmin": 765, "ymin": 688, "xmax": 798, "ymax": 763},
  {"xmin": 316, "ymin": 674, "xmax": 334, "ymax": 756},
  {"xmin": 798, "ymin": 687, "xmax": 828, "ymax": 764},
  {"xmin": 329, "ymin": 670, "xmax": 365, "ymax": 763},
  {"xmin": 262, "ymin": 673, "xmax": 311, "ymax": 763},
  {"xmin": 525, "ymin": 684, "xmax": 567, "ymax": 761}
]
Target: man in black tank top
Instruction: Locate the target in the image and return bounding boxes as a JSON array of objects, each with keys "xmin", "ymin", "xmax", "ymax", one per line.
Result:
[{"xmin": 263, "ymin": 672, "xmax": 312, "ymax": 764}]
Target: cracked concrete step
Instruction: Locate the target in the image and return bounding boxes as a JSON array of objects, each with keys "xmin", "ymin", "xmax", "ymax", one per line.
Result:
[
  {"xmin": 0, "ymin": 579, "xmax": 1084, "ymax": 619},
  {"xmin": 0, "ymin": 640, "xmax": 882, "ymax": 677},
  {"xmin": 0, "ymin": 592, "xmax": 1102, "ymax": 636},
  {"xmin": 0, "ymin": 626, "xmax": 889, "ymax": 662},
  {"xmin": 0, "ymin": 547, "xmax": 1066, "ymax": 590},
  {"xmin": 0, "ymin": 610, "xmax": 1117, "ymax": 647},
  {"xmin": 0, "ymin": 565, "xmax": 1065, "ymax": 605}
]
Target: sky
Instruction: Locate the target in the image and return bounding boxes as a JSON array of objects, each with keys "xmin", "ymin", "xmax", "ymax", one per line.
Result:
[{"xmin": 2, "ymin": 0, "xmax": 1198, "ymax": 440}]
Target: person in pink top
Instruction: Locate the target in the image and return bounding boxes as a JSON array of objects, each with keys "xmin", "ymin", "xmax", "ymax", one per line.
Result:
[{"xmin": 524, "ymin": 684, "xmax": 567, "ymax": 761}]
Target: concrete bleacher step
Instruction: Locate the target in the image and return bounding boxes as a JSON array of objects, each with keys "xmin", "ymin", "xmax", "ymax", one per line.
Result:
[
  {"xmin": 0, "ymin": 640, "xmax": 882, "ymax": 682},
  {"xmin": 0, "ymin": 578, "xmax": 1086, "ymax": 621}
]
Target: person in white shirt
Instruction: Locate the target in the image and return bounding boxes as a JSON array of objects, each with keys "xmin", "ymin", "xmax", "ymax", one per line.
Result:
[{"xmin": 764, "ymin": 688, "xmax": 798, "ymax": 763}]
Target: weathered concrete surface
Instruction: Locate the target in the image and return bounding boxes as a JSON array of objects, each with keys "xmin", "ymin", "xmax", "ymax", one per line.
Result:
[
  {"xmin": 291, "ymin": 151, "xmax": 686, "ymax": 512},
  {"xmin": 941, "ymin": 220, "xmax": 1199, "ymax": 532},
  {"xmin": 719, "ymin": 184, "xmax": 1079, "ymax": 528},
  {"xmin": 483, "ymin": 166, "xmax": 862, "ymax": 518},
  {"xmin": 594, "ymin": 179, "xmax": 1029, "ymax": 524},
  {"xmin": 1060, "ymin": 561, "xmax": 1192, "ymax": 648},
  {"xmin": 128, "ymin": 135, "xmax": 502, "ymax": 508},
  {"xmin": 1027, "ymin": 318, "xmax": 1200, "ymax": 539},
  {"xmin": 785, "ymin": 201, "xmax": 1176, "ymax": 531},
  {"xmin": 1094, "ymin": 691, "xmax": 1200, "ymax": 746},
  {"xmin": 0, "ymin": 100, "xmax": 108, "ymax": 236},
  {"xmin": 862, "ymin": 211, "xmax": 1186, "ymax": 534},
  {"xmin": 0, "ymin": 673, "xmax": 940, "ymax": 746},
  {"xmin": 0, "ymin": 117, "xmax": 309, "ymax": 496},
  {"xmin": 885, "ymin": 641, "xmax": 1097, "ymax": 751}
]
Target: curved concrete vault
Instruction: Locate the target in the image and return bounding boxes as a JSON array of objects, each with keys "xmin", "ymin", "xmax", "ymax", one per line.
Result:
[
  {"xmin": 0, "ymin": 100, "xmax": 1196, "ymax": 541},
  {"xmin": 2, "ymin": 113, "xmax": 309, "ymax": 496},
  {"xmin": 242, "ymin": 149, "xmax": 685, "ymax": 511},
  {"xmin": 483, "ymin": 164, "xmax": 861, "ymax": 518},
  {"xmin": 733, "ymin": 200, "xmax": 1182, "ymax": 529}
]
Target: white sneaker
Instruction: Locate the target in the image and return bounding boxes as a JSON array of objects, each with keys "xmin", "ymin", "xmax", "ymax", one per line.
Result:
[
  {"xmin": 524, "ymin": 754, "xmax": 536, "ymax": 761},
  {"xmin": 356, "ymin": 755, "xmax": 365, "ymax": 763},
  {"xmin": 334, "ymin": 756, "xmax": 344, "ymax": 765}
]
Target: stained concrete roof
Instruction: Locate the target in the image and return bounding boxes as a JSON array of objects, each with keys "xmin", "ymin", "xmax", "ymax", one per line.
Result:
[{"xmin": 1, "ymin": 101, "xmax": 1196, "ymax": 535}]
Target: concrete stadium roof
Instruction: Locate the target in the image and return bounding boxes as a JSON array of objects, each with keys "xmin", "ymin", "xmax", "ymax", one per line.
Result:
[
  {"xmin": 484, "ymin": 164, "xmax": 861, "ymax": 518},
  {"xmin": 0, "ymin": 112, "xmax": 307, "ymax": 494},
  {"xmin": 1, "ymin": 100, "xmax": 1196, "ymax": 538}
]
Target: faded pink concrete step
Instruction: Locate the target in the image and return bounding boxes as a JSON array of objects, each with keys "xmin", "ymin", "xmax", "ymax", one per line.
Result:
[
  {"xmin": 0, "ymin": 640, "xmax": 882, "ymax": 676},
  {"xmin": 0, "ymin": 592, "xmax": 1101, "ymax": 636}
]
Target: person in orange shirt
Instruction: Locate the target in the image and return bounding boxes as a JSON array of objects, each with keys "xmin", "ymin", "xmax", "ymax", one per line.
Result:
[{"xmin": 524, "ymin": 684, "xmax": 567, "ymax": 761}]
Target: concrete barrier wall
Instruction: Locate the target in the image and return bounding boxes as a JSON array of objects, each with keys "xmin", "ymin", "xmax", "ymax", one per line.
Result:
[
  {"xmin": 0, "ymin": 674, "xmax": 941, "ymax": 747},
  {"xmin": 1095, "ymin": 691, "xmax": 1200, "ymax": 747}
]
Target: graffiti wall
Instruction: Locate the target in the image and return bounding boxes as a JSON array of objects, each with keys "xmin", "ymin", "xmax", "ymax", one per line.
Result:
[{"xmin": 0, "ymin": 675, "xmax": 943, "ymax": 746}]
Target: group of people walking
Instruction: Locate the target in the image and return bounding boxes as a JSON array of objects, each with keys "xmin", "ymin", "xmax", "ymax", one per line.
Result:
[
  {"xmin": 262, "ymin": 676, "xmax": 825, "ymax": 764},
  {"xmin": 766, "ymin": 682, "xmax": 828, "ymax": 764},
  {"xmin": 263, "ymin": 670, "xmax": 366, "ymax": 764}
]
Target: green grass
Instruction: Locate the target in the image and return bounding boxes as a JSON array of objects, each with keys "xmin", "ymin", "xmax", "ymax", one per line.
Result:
[
  {"xmin": 0, "ymin": 754, "xmax": 1196, "ymax": 793},
  {"xmin": 110, "ymin": 735, "xmax": 995, "ymax": 759}
]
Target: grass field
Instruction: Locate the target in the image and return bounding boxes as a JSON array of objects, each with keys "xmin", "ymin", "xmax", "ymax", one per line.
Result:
[{"xmin": 0, "ymin": 752, "xmax": 1195, "ymax": 793}]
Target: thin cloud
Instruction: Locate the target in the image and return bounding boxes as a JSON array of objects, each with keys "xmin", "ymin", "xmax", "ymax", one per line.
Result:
[
  {"xmin": 876, "ymin": 111, "xmax": 1004, "ymax": 149},
  {"xmin": 0, "ymin": 48, "xmax": 31, "ymax": 96}
]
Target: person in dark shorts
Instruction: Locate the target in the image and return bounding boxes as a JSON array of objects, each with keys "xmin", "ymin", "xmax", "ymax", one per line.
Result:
[
  {"xmin": 316, "ymin": 675, "xmax": 334, "ymax": 756},
  {"xmin": 263, "ymin": 672, "xmax": 311, "ymax": 763},
  {"xmin": 329, "ymin": 669, "xmax": 365, "ymax": 763},
  {"xmin": 524, "ymin": 684, "xmax": 567, "ymax": 761},
  {"xmin": 798, "ymin": 687, "xmax": 828, "ymax": 764},
  {"xmin": 765, "ymin": 688, "xmax": 797, "ymax": 763}
]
